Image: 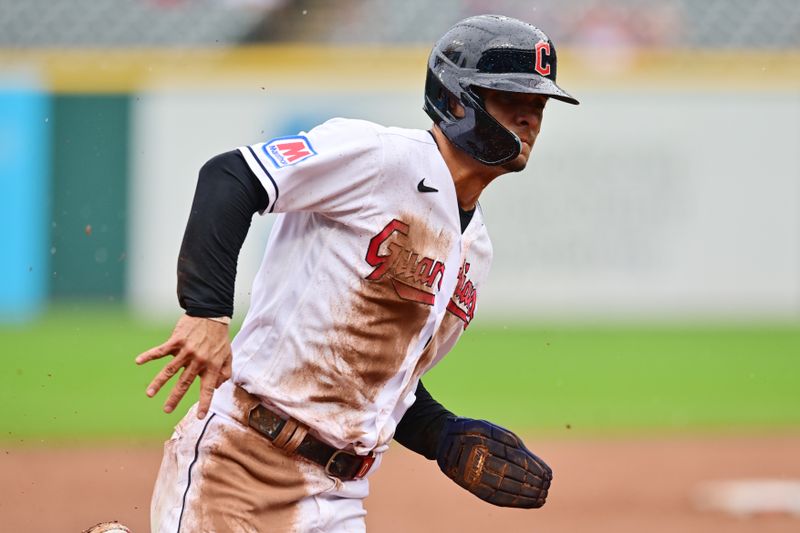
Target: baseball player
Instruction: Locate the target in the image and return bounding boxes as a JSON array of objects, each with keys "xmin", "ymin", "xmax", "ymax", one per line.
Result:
[{"xmin": 137, "ymin": 14, "xmax": 578, "ymax": 533}]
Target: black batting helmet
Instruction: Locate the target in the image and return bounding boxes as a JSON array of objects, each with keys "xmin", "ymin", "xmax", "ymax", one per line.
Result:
[{"xmin": 424, "ymin": 15, "xmax": 579, "ymax": 166}]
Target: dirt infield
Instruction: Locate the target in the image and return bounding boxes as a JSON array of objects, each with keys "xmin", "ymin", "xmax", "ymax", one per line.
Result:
[{"xmin": 1, "ymin": 434, "xmax": 798, "ymax": 532}]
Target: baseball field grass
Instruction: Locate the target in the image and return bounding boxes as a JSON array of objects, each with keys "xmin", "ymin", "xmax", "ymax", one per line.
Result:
[{"xmin": 1, "ymin": 304, "xmax": 798, "ymax": 442}]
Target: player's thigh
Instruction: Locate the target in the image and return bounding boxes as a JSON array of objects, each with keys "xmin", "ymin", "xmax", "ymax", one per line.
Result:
[
  {"xmin": 151, "ymin": 404, "xmax": 206, "ymax": 533},
  {"xmin": 153, "ymin": 406, "xmax": 337, "ymax": 533}
]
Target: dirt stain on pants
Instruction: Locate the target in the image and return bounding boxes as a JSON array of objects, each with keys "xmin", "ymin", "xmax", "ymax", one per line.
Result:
[{"xmin": 151, "ymin": 403, "xmax": 333, "ymax": 533}]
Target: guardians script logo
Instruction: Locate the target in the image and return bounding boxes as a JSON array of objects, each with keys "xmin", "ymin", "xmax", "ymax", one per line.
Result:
[
  {"xmin": 365, "ymin": 219, "xmax": 445, "ymax": 305},
  {"xmin": 447, "ymin": 261, "xmax": 477, "ymax": 328},
  {"xmin": 364, "ymin": 219, "xmax": 479, "ymax": 327}
]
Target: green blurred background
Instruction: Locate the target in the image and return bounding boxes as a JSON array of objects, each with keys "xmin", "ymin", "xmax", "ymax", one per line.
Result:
[
  {"xmin": 2, "ymin": 308, "xmax": 798, "ymax": 442},
  {"xmin": 1, "ymin": 0, "xmax": 799, "ymax": 444}
]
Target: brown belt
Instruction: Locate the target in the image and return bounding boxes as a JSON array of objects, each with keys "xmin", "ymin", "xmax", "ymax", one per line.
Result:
[{"xmin": 237, "ymin": 388, "xmax": 375, "ymax": 481}]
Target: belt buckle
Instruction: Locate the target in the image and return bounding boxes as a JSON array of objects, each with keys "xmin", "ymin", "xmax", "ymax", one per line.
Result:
[{"xmin": 325, "ymin": 450, "xmax": 376, "ymax": 480}]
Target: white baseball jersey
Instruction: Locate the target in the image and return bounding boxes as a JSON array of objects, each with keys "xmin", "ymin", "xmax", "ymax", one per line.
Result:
[{"xmin": 227, "ymin": 118, "xmax": 493, "ymax": 455}]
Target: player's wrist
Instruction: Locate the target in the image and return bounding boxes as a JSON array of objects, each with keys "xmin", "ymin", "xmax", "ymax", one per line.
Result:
[
  {"xmin": 182, "ymin": 309, "xmax": 232, "ymax": 325},
  {"xmin": 204, "ymin": 315, "xmax": 231, "ymax": 325}
]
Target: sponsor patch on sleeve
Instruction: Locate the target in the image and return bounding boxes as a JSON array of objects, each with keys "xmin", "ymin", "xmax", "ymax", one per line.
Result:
[{"xmin": 262, "ymin": 135, "xmax": 317, "ymax": 168}]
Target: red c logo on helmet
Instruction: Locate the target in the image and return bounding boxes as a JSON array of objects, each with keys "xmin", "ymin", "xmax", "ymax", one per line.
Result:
[{"xmin": 534, "ymin": 41, "xmax": 551, "ymax": 76}]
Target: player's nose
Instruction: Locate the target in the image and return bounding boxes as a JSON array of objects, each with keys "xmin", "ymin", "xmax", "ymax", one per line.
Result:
[{"xmin": 516, "ymin": 108, "xmax": 541, "ymax": 131}]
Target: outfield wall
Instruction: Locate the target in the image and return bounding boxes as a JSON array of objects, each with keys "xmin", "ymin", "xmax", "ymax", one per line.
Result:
[
  {"xmin": 127, "ymin": 87, "xmax": 800, "ymax": 322},
  {"xmin": 2, "ymin": 47, "xmax": 798, "ymax": 322},
  {"xmin": 0, "ymin": 74, "xmax": 49, "ymax": 322}
]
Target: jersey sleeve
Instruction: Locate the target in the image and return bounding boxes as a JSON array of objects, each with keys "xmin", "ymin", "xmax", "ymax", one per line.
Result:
[{"xmin": 237, "ymin": 118, "xmax": 383, "ymax": 217}]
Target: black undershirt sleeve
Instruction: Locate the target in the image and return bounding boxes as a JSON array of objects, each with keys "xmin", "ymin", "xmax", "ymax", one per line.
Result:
[
  {"xmin": 393, "ymin": 380, "xmax": 455, "ymax": 460},
  {"xmin": 177, "ymin": 150, "xmax": 268, "ymax": 318}
]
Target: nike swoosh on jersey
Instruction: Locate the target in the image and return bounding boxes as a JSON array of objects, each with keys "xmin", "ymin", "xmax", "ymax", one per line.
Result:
[{"xmin": 417, "ymin": 179, "xmax": 439, "ymax": 193}]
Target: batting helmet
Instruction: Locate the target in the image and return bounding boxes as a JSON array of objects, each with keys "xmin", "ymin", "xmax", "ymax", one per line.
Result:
[{"xmin": 424, "ymin": 15, "xmax": 579, "ymax": 166}]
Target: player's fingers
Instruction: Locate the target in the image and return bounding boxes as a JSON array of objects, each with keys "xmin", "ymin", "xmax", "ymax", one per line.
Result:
[
  {"xmin": 145, "ymin": 356, "xmax": 186, "ymax": 398},
  {"xmin": 197, "ymin": 369, "xmax": 220, "ymax": 420},
  {"xmin": 163, "ymin": 363, "xmax": 200, "ymax": 414},
  {"xmin": 135, "ymin": 338, "xmax": 181, "ymax": 365}
]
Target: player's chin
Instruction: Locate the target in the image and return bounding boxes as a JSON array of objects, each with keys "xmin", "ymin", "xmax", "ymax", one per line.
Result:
[{"xmin": 500, "ymin": 153, "xmax": 529, "ymax": 173}]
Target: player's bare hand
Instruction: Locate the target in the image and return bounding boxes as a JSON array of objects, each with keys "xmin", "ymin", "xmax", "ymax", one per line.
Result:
[{"xmin": 135, "ymin": 315, "xmax": 233, "ymax": 419}]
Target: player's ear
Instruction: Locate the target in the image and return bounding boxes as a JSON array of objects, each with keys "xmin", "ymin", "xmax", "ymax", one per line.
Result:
[{"xmin": 447, "ymin": 94, "xmax": 466, "ymax": 119}]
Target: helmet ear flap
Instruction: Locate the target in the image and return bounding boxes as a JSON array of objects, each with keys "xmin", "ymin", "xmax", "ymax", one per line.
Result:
[
  {"xmin": 458, "ymin": 90, "xmax": 522, "ymax": 165},
  {"xmin": 425, "ymin": 72, "xmax": 521, "ymax": 166}
]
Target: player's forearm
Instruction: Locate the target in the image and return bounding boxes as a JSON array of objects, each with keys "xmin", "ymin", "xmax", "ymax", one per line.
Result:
[
  {"xmin": 178, "ymin": 150, "xmax": 268, "ymax": 318},
  {"xmin": 393, "ymin": 380, "xmax": 455, "ymax": 460}
]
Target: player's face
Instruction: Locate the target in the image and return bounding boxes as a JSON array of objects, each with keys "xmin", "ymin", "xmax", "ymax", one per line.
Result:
[{"xmin": 478, "ymin": 88, "xmax": 548, "ymax": 172}]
